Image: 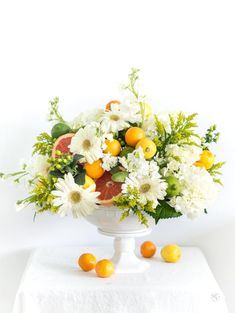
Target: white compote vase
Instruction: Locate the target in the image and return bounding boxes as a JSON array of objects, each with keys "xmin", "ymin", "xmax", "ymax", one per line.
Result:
[{"xmin": 85, "ymin": 206, "xmax": 155, "ymax": 273}]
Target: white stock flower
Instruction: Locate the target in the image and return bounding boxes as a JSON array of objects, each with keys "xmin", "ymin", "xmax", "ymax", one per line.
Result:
[
  {"xmin": 27, "ymin": 155, "xmax": 50, "ymax": 177},
  {"xmin": 119, "ymin": 147, "xmax": 148, "ymax": 174},
  {"xmin": 169, "ymin": 165, "xmax": 217, "ymax": 219},
  {"xmin": 52, "ymin": 173, "xmax": 100, "ymax": 218},
  {"xmin": 71, "ymin": 109, "xmax": 104, "ymax": 129},
  {"xmin": 102, "ymin": 153, "xmax": 118, "ymax": 171},
  {"xmin": 119, "ymin": 100, "xmax": 141, "ymax": 124},
  {"xmin": 69, "ymin": 125, "xmax": 103, "ymax": 164}
]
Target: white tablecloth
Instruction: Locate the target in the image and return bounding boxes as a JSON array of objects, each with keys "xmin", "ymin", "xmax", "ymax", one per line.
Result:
[{"xmin": 13, "ymin": 246, "xmax": 228, "ymax": 313}]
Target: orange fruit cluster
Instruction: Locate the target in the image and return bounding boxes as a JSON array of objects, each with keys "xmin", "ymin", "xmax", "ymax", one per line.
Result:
[{"xmin": 78, "ymin": 253, "xmax": 114, "ymax": 278}]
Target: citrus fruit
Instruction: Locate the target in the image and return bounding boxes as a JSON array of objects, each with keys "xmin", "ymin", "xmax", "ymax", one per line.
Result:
[
  {"xmin": 125, "ymin": 127, "xmax": 145, "ymax": 147},
  {"xmin": 166, "ymin": 176, "xmax": 181, "ymax": 197},
  {"xmin": 83, "ymin": 175, "xmax": 96, "ymax": 191},
  {"xmin": 51, "ymin": 133, "xmax": 74, "ymax": 158},
  {"xmin": 78, "ymin": 253, "xmax": 97, "ymax": 272},
  {"xmin": 140, "ymin": 241, "xmax": 157, "ymax": 258},
  {"xmin": 104, "ymin": 139, "xmax": 121, "ymax": 156},
  {"xmin": 105, "ymin": 100, "xmax": 120, "ymax": 111},
  {"xmin": 84, "ymin": 160, "xmax": 105, "ymax": 179},
  {"xmin": 119, "ymin": 146, "xmax": 134, "ymax": 157},
  {"xmin": 136, "ymin": 138, "xmax": 157, "ymax": 159},
  {"xmin": 51, "ymin": 123, "xmax": 71, "ymax": 138},
  {"xmin": 95, "ymin": 259, "xmax": 114, "ymax": 278},
  {"xmin": 195, "ymin": 150, "xmax": 215, "ymax": 170},
  {"xmin": 95, "ymin": 171, "xmax": 122, "ymax": 205},
  {"xmin": 194, "ymin": 161, "xmax": 205, "ymax": 168},
  {"xmin": 161, "ymin": 244, "xmax": 181, "ymax": 263}
]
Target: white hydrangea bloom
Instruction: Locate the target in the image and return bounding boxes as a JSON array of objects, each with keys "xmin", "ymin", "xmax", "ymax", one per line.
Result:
[
  {"xmin": 169, "ymin": 165, "xmax": 217, "ymax": 219},
  {"xmin": 102, "ymin": 153, "xmax": 118, "ymax": 171}
]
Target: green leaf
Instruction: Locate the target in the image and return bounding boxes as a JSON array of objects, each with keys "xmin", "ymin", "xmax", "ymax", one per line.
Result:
[
  {"xmin": 49, "ymin": 170, "xmax": 64, "ymax": 178},
  {"xmin": 110, "ymin": 165, "xmax": 121, "ymax": 174},
  {"xmin": 148, "ymin": 200, "xmax": 182, "ymax": 224},
  {"xmin": 74, "ymin": 172, "xmax": 85, "ymax": 185},
  {"xmin": 70, "ymin": 154, "xmax": 84, "ymax": 167},
  {"xmin": 112, "ymin": 171, "xmax": 128, "ymax": 183}
]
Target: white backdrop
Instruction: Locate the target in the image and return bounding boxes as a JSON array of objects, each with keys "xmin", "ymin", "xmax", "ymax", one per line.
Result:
[{"xmin": 0, "ymin": 0, "xmax": 235, "ymax": 312}]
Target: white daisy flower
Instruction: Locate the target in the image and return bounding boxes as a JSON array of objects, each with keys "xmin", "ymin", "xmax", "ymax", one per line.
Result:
[
  {"xmin": 122, "ymin": 174, "xmax": 167, "ymax": 207},
  {"xmin": 69, "ymin": 125, "xmax": 103, "ymax": 164},
  {"xmin": 52, "ymin": 173, "xmax": 100, "ymax": 218},
  {"xmin": 102, "ymin": 153, "xmax": 118, "ymax": 171},
  {"xmin": 101, "ymin": 103, "xmax": 129, "ymax": 133},
  {"xmin": 27, "ymin": 155, "xmax": 50, "ymax": 177},
  {"xmin": 169, "ymin": 165, "xmax": 217, "ymax": 219}
]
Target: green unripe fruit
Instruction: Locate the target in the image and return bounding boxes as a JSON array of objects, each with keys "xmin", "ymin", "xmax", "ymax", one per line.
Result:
[
  {"xmin": 51, "ymin": 123, "xmax": 71, "ymax": 138},
  {"xmin": 166, "ymin": 176, "xmax": 181, "ymax": 197}
]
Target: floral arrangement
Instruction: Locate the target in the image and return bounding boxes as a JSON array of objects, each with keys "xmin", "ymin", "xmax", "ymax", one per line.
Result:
[{"xmin": 1, "ymin": 69, "xmax": 224, "ymax": 226}]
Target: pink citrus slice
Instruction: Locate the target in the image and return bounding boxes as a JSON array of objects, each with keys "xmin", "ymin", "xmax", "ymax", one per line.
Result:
[
  {"xmin": 95, "ymin": 171, "xmax": 122, "ymax": 206},
  {"xmin": 51, "ymin": 133, "xmax": 74, "ymax": 158}
]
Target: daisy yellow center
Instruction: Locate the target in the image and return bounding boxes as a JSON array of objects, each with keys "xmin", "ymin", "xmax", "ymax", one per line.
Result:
[
  {"xmin": 69, "ymin": 191, "xmax": 81, "ymax": 203},
  {"xmin": 140, "ymin": 183, "xmax": 151, "ymax": 193},
  {"xmin": 110, "ymin": 114, "xmax": 120, "ymax": 121},
  {"xmin": 82, "ymin": 139, "xmax": 92, "ymax": 150}
]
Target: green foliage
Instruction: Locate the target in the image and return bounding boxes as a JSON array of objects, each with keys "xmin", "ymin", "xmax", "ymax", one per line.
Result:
[
  {"xmin": 202, "ymin": 125, "xmax": 220, "ymax": 149},
  {"xmin": 48, "ymin": 154, "xmax": 85, "ymax": 185},
  {"xmin": 33, "ymin": 132, "xmax": 56, "ymax": 156},
  {"xmin": 208, "ymin": 161, "xmax": 225, "ymax": 185},
  {"xmin": 48, "ymin": 97, "xmax": 66, "ymax": 124},
  {"xmin": 148, "ymin": 200, "xmax": 182, "ymax": 224},
  {"xmin": 113, "ymin": 186, "xmax": 156, "ymax": 226},
  {"xmin": 154, "ymin": 112, "xmax": 199, "ymax": 158},
  {"xmin": 17, "ymin": 176, "xmax": 59, "ymax": 214}
]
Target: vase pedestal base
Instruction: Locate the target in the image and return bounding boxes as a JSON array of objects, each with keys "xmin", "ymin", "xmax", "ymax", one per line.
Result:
[{"xmin": 98, "ymin": 228, "xmax": 152, "ymax": 273}]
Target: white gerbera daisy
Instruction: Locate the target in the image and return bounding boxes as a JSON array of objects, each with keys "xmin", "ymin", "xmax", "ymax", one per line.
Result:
[
  {"xmin": 69, "ymin": 125, "xmax": 103, "ymax": 164},
  {"xmin": 101, "ymin": 103, "xmax": 129, "ymax": 133},
  {"xmin": 122, "ymin": 174, "xmax": 167, "ymax": 207},
  {"xmin": 52, "ymin": 173, "xmax": 100, "ymax": 218}
]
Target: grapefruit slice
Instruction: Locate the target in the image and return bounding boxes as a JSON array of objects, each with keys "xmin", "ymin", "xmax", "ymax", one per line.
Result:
[
  {"xmin": 52, "ymin": 133, "xmax": 74, "ymax": 158},
  {"xmin": 95, "ymin": 171, "xmax": 122, "ymax": 206}
]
